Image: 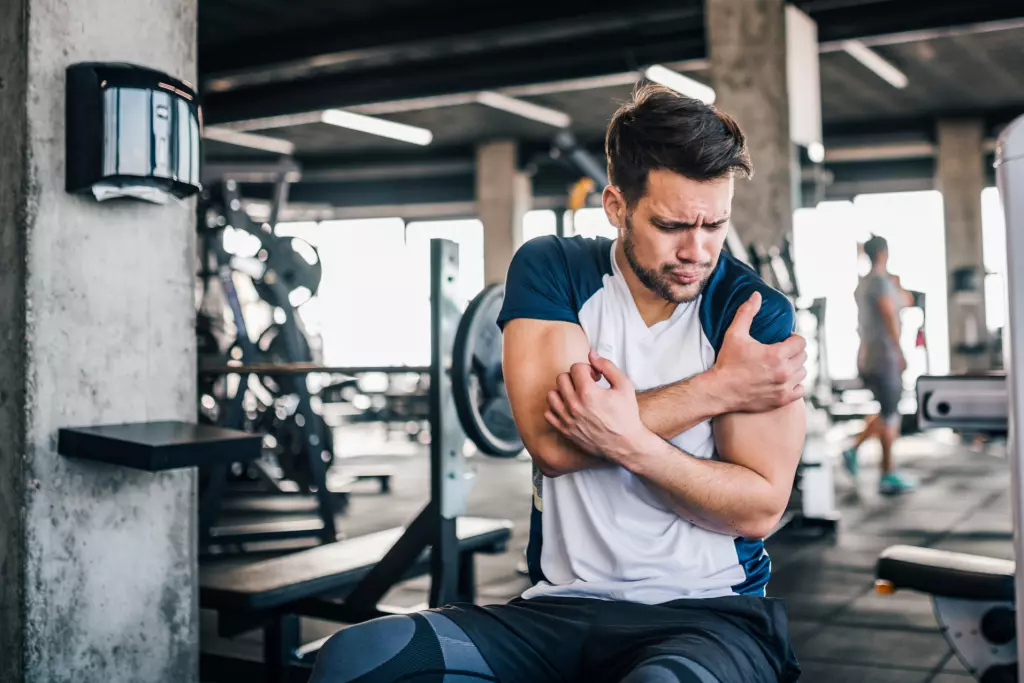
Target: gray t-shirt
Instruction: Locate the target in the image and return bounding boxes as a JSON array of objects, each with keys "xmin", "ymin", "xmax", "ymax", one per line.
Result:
[{"xmin": 855, "ymin": 272, "xmax": 902, "ymax": 375}]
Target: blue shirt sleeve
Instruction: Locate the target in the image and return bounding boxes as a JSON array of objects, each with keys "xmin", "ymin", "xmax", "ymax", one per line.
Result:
[
  {"xmin": 748, "ymin": 287, "xmax": 796, "ymax": 345},
  {"xmin": 496, "ymin": 236, "xmax": 577, "ymax": 330},
  {"xmin": 700, "ymin": 253, "xmax": 796, "ymax": 352}
]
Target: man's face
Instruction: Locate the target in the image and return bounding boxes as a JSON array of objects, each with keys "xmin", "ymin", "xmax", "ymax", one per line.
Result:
[{"xmin": 605, "ymin": 169, "xmax": 734, "ymax": 304}]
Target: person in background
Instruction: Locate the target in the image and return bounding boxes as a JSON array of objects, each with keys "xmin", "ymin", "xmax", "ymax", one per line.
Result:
[{"xmin": 843, "ymin": 235, "xmax": 917, "ymax": 495}]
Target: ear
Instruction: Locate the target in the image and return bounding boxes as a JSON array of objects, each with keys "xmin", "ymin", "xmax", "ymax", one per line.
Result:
[{"xmin": 602, "ymin": 185, "xmax": 627, "ymax": 230}]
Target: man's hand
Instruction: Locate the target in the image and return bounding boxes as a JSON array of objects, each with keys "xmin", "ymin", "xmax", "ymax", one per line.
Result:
[
  {"xmin": 712, "ymin": 292, "xmax": 807, "ymax": 413},
  {"xmin": 545, "ymin": 351, "xmax": 648, "ymax": 462}
]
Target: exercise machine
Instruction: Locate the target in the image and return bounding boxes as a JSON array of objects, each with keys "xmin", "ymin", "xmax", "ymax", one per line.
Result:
[
  {"xmin": 872, "ymin": 114, "xmax": 1024, "ymax": 683},
  {"xmin": 200, "ymin": 239, "xmax": 518, "ymax": 682}
]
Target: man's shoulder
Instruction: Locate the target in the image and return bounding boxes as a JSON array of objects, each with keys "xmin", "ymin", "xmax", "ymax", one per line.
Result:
[
  {"xmin": 499, "ymin": 236, "xmax": 614, "ymax": 328},
  {"xmin": 513, "ymin": 235, "xmax": 613, "ymax": 270},
  {"xmin": 700, "ymin": 252, "xmax": 795, "ymax": 349},
  {"xmin": 507, "ymin": 235, "xmax": 614, "ymax": 296}
]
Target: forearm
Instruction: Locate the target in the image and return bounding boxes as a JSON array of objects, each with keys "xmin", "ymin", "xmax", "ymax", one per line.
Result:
[
  {"xmin": 619, "ymin": 431, "xmax": 783, "ymax": 538},
  {"xmin": 636, "ymin": 370, "xmax": 729, "ymax": 440}
]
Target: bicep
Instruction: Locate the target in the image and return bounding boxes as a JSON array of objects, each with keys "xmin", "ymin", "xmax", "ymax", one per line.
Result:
[
  {"xmin": 503, "ymin": 318, "xmax": 591, "ymax": 452},
  {"xmin": 713, "ymin": 400, "xmax": 806, "ymax": 500}
]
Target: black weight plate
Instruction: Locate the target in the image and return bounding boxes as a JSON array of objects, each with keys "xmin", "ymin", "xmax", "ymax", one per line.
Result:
[
  {"xmin": 257, "ymin": 324, "xmax": 312, "ymax": 396},
  {"xmin": 452, "ymin": 284, "xmax": 524, "ymax": 457},
  {"xmin": 254, "ymin": 235, "xmax": 323, "ymax": 306}
]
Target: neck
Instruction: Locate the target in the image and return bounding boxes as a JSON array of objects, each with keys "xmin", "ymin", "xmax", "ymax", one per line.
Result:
[
  {"xmin": 872, "ymin": 262, "xmax": 887, "ymax": 275},
  {"xmin": 614, "ymin": 240, "xmax": 678, "ymax": 327}
]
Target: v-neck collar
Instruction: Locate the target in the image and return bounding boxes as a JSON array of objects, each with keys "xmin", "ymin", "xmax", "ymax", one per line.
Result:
[{"xmin": 608, "ymin": 240, "xmax": 694, "ymax": 337}]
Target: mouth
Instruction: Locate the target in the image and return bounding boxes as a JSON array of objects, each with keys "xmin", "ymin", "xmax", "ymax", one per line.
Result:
[{"xmin": 667, "ymin": 270, "xmax": 704, "ymax": 285}]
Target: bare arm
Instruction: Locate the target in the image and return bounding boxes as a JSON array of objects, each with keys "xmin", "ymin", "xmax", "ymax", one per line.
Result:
[
  {"xmin": 505, "ymin": 318, "xmax": 731, "ymax": 477},
  {"xmin": 503, "ymin": 318, "xmax": 606, "ymax": 477},
  {"xmin": 637, "ymin": 374, "xmax": 727, "ymax": 440},
  {"xmin": 622, "ymin": 400, "xmax": 806, "ymax": 538}
]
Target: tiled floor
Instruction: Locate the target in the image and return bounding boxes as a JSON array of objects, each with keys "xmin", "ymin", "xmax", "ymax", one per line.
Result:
[{"xmin": 201, "ymin": 429, "xmax": 1013, "ymax": 681}]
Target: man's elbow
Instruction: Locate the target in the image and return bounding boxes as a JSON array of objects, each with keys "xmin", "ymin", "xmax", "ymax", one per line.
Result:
[
  {"xmin": 521, "ymin": 434, "xmax": 576, "ymax": 478},
  {"xmin": 534, "ymin": 459, "xmax": 569, "ymax": 479},
  {"xmin": 737, "ymin": 512, "xmax": 784, "ymax": 540},
  {"xmin": 736, "ymin": 497, "xmax": 790, "ymax": 539}
]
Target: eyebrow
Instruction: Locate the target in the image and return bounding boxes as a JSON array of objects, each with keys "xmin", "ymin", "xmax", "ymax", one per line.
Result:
[{"xmin": 651, "ymin": 215, "xmax": 730, "ymax": 229}]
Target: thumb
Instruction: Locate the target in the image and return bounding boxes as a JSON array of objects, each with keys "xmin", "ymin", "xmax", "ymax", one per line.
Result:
[
  {"xmin": 589, "ymin": 351, "xmax": 630, "ymax": 389},
  {"xmin": 727, "ymin": 291, "xmax": 762, "ymax": 337}
]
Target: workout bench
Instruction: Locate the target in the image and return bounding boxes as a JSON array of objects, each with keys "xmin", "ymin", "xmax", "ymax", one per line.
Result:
[
  {"xmin": 200, "ymin": 516, "xmax": 512, "ymax": 682},
  {"xmin": 876, "ymin": 545, "xmax": 1016, "ymax": 682}
]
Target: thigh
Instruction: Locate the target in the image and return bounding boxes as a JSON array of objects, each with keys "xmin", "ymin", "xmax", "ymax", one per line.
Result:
[
  {"xmin": 582, "ymin": 598, "xmax": 795, "ymax": 683},
  {"xmin": 436, "ymin": 599, "xmax": 594, "ymax": 683},
  {"xmin": 871, "ymin": 372, "xmax": 902, "ymax": 419},
  {"xmin": 619, "ymin": 654, "xmax": 719, "ymax": 683},
  {"xmin": 868, "ymin": 370, "xmax": 901, "ymax": 419},
  {"xmin": 310, "ymin": 611, "xmax": 497, "ymax": 683},
  {"xmin": 621, "ymin": 637, "xmax": 780, "ymax": 683}
]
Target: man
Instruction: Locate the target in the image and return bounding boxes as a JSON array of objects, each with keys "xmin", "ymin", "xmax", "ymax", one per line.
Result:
[
  {"xmin": 310, "ymin": 85, "xmax": 807, "ymax": 683},
  {"xmin": 842, "ymin": 235, "xmax": 916, "ymax": 494}
]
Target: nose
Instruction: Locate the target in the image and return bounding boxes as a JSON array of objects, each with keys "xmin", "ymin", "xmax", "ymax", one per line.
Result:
[{"xmin": 674, "ymin": 229, "xmax": 710, "ymax": 265}]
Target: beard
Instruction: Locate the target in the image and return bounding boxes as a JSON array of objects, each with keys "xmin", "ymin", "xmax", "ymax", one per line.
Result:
[{"xmin": 622, "ymin": 214, "xmax": 713, "ymax": 304}]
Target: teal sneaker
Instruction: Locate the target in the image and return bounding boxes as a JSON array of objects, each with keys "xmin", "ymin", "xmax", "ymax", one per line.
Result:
[
  {"xmin": 841, "ymin": 447, "xmax": 859, "ymax": 478},
  {"xmin": 879, "ymin": 471, "xmax": 917, "ymax": 495}
]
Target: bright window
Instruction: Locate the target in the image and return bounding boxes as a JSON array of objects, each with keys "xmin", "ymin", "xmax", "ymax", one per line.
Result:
[
  {"xmin": 572, "ymin": 208, "xmax": 618, "ymax": 239},
  {"xmin": 791, "ymin": 192, "xmax": 949, "ymax": 381},
  {"xmin": 523, "ymin": 209, "xmax": 557, "ymax": 243},
  {"xmin": 982, "ymin": 186, "xmax": 1007, "ymax": 332}
]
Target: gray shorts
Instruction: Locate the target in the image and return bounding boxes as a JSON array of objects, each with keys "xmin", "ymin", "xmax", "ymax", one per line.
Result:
[{"xmin": 861, "ymin": 371, "xmax": 902, "ymax": 420}]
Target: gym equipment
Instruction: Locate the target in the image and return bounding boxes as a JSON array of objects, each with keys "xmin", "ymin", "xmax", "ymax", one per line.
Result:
[
  {"xmin": 199, "ymin": 239, "xmax": 516, "ymax": 683},
  {"xmin": 876, "ymin": 545, "xmax": 1015, "ymax": 682},
  {"xmin": 916, "ymin": 374, "xmax": 1006, "ymax": 434},
  {"xmin": 196, "ymin": 176, "xmax": 346, "ymax": 551},
  {"xmin": 452, "ymin": 284, "xmax": 523, "ymax": 457},
  {"xmin": 872, "ymin": 115, "xmax": 1024, "ymax": 683}
]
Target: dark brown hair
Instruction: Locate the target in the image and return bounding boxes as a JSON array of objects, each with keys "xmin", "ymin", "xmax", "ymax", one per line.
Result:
[
  {"xmin": 605, "ymin": 83, "xmax": 753, "ymax": 206},
  {"xmin": 864, "ymin": 234, "xmax": 888, "ymax": 264}
]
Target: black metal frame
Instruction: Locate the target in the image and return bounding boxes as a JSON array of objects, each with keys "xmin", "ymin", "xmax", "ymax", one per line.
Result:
[
  {"xmin": 198, "ymin": 178, "xmax": 338, "ymax": 551},
  {"xmin": 201, "ymin": 239, "xmax": 504, "ymax": 683}
]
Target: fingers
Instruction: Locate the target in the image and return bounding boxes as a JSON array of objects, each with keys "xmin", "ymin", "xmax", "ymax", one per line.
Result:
[
  {"xmin": 588, "ymin": 351, "xmax": 630, "ymax": 389},
  {"xmin": 776, "ymin": 334, "xmax": 806, "ymax": 359},
  {"xmin": 726, "ymin": 291, "xmax": 762, "ymax": 337},
  {"xmin": 570, "ymin": 362, "xmax": 596, "ymax": 390},
  {"xmin": 556, "ymin": 372, "xmax": 576, "ymax": 402},
  {"xmin": 547, "ymin": 389, "xmax": 573, "ymax": 425},
  {"xmin": 545, "ymin": 410, "xmax": 568, "ymax": 434}
]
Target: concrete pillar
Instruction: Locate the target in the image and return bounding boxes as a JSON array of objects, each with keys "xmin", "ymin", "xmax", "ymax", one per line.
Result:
[
  {"xmin": 476, "ymin": 141, "xmax": 532, "ymax": 284},
  {"xmin": 937, "ymin": 119, "xmax": 988, "ymax": 372},
  {"xmin": 705, "ymin": 0, "xmax": 797, "ymax": 250},
  {"xmin": 0, "ymin": 1, "xmax": 198, "ymax": 682}
]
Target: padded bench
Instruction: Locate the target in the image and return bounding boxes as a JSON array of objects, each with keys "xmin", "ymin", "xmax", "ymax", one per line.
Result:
[
  {"xmin": 876, "ymin": 544, "xmax": 1015, "ymax": 602},
  {"xmin": 200, "ymin": 516, "xmax": 513, "ymax": 682},
  {"xmin": 202, "ymin": 516, "xmax": 512, "ymax": 612}
]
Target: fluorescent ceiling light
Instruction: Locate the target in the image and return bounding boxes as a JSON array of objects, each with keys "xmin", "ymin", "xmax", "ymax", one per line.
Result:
[
  {"xmin": 644, "ymin": 65, "xmax": 716, "ymax": 104},
  {"xmin": 841, "ymin": 40, "xmax": 908, "ymax": 89},
  {"xmin": 475, "ymin": 91, "xmax": 571, "ymax": 128},
  {"xmin": 203, "ymin": 126, "xmax": 295, "ymax": 155},
  {"xmin": 320, "ymin": 109, "xmax": 433, "ymax": 145}
]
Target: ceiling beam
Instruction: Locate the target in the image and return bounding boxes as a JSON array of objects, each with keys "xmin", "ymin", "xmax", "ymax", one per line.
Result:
[
  {"xmin": 200, "ymin": 2, "xmax": 702, "ymax": 86},
  {"xmin": 202, "ymin": 1, "xmax": 1024, "ymax": 126},
  {"xmin": 202, "ymin": 34, "xmax": 705, "ymax": 125}
]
